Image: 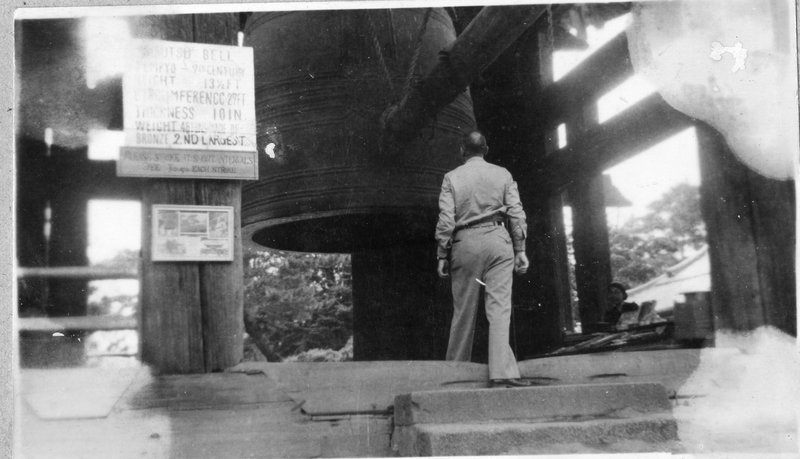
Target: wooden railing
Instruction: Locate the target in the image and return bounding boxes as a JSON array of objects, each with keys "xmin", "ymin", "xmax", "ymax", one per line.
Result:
[
  {"xmin": 17, "ymin": 266, "xmax": 138, "ymax": 280},
  {"xmin": 17, "ymin": 266, "xmax": 139, "ymax": 332}
]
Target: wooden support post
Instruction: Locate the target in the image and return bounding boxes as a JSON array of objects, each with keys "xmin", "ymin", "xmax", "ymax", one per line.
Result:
[
  {"xmin": 467, "ymin": 24, "xmax": 571, "ymax": 357},
  {"xmin": 47, "ymin": 147, "xmax": 90, "ymax": 318},
  {"xmin": 135, "ymin": 14, "xmax": 244, "ymax": 373},
  {"xmin": 196, "ymin": 181, "xmax": 244, "ymax": 370},
  {"xmin": 516, "ymin": 193, "xmax": 571, "ymax": 350},
  {"xmin": 559, "ymin": 81, "xmax": 613, "ymax": 334},
  {"xmin": 16, "ymin": 138, "xmax": 50, "ymax": 317},
  {"xmin": 141, "ymin": 181, "xmax": 205, "ymax": 373},
  {"xmin": 696, "ymin": 122, "xmax": 796, "ymax": 336},
  {"xmin": 570, "ymin": 174, "xmax": 612, "ymax": 332}
]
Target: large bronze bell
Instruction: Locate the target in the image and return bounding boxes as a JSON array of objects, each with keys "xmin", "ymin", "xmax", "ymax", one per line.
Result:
[{"xmin": 242, "ymin": 8, "xmax": 476, "ymax": 253}]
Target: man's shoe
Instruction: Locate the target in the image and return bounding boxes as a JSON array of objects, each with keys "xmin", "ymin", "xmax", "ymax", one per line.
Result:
[{"xmin": 490, "ymin": 378, "xmax": 533, "ymax": 388}]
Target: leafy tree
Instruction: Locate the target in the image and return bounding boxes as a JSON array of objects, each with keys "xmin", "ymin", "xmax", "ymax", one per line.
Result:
[
  {"xmin": 87, "ymin": 248, "xmax": 140, "ymax": 317},
  {"xmin": 92, "ymin": 248, "xmax": 140, "ymax": 270},
  {"xmin": 609, "ymin": 183, "xmax": 706, "ymax": 288},
  {"xmin": 243, "ymin": 247, "xmax": 353, "ymax": 362}
]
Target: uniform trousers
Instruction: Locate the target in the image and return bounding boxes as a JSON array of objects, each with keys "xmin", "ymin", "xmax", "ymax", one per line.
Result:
[{"xmin": 445, "ymin": 225, "xmax": 520, "ymax": 380}]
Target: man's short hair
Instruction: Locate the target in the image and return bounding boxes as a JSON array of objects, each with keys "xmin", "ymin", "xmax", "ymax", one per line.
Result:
[{"xmin": 462, "ymin": 131, "xmax": 488, "ymax": 156}]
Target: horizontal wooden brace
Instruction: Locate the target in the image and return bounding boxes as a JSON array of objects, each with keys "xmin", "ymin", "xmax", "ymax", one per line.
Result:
[
  {"xmin": 18, "ymin": 315, "xmax": 137, "ymax": 332},
  {"xmin": 534, "ymin": 32, "xmax": 634, "ymax": 129},
  {"xmin": 534, "ymin": 93, "xmax": 695, "ymax": 194},
  {"xmin": 17, "ymin": 266, "xmax": 139, "ymax": 280}
]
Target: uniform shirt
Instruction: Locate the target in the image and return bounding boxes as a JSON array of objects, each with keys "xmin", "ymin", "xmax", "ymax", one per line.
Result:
[{"xmin": 435, "ymin": 156, "xmax": 527, "ymax": 259}]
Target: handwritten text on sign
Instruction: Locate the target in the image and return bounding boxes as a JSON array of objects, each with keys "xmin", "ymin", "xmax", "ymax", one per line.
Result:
[{"xmin": 121, "ymin": 39, "xmax": 257, "ymax": 179}]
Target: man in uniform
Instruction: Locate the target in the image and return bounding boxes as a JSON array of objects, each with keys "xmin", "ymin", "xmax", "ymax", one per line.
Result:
[{"xmin": 435, "ymin": 131, "xmax": 531, "ymax": 388}]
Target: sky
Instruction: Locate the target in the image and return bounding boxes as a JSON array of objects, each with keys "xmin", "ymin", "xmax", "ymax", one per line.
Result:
[{"xmin": 83, "ymin": 10, "xmax": 702, "ymax": 263}]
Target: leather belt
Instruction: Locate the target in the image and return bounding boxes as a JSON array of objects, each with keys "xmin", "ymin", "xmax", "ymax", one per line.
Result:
[{"xmin": 458, "ymin": 221, "xmax": 504, "ymax": 231}]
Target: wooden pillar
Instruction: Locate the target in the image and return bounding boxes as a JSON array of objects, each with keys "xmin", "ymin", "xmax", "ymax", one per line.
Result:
[
  {"xmin": 135, "ymin": 14, "xmax": 244, "ymax": 373},
  {"xmin": 16, "ymin": 138, "xmax": 50, "ymax": 317},
  {"xmin": 570, "ymin": 174, "xmax": 612, "ymax": 332},
  {"xmin": 561, "ymin": 72, "xmax": 612, "ymax": 333},
  {"xmin": 468, "ymin": 24, "xmax": 570, "ymax": 357},
  {"xmin": 696, "ymin": 122, "xmax": 796, "ymax": 336},
  {"xmin": 351, "ymin": 243, "xmax": 451, "ymax": 361},
  {"xmin": 514, "ymin": 192, "xmax": 571, "ymax": 352},
  {"xmin": 47, "ymin": 147, "xmax": 90, "ymax": 318}
]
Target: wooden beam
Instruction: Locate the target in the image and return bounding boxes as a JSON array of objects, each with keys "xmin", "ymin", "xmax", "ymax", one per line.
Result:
[
  {"xmin": 534, "ymin": 32, "xmax": 633, "ymax": 128},
  {"xmin": 382, "ymin": 5, "xmax": 547, "ymax": 141},
  {"xmin": 47, "ymin": 151, "xmax": 142, "ymax": 201},
  {"xmin": 535, "ymin": 93, "xmax": 695, "ymax": 194}
]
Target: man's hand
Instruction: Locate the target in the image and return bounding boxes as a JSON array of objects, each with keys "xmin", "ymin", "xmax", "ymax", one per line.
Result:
[
  {"xmin": 437, "ymin": 258, "xmax": 450, "ymax": 278},
  {"xmin": 514, "ymin": 252, "xmax": 529, "ymax": 275}
]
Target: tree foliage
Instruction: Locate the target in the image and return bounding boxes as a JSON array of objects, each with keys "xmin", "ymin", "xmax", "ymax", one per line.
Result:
[
  {"xmin": 243, "ymin": 247, "xmax": 353, "ymax": 362},
  {"xmin": 87, "ymin": 248, "xmax": 140, "ymax": 317},
  {"xmin": 567, "ymin": 183, "xmax": 706, "ymax": 326},
  {"xmin": 609, "ymin": 183, "xmax": 706, "ymax": 288}
]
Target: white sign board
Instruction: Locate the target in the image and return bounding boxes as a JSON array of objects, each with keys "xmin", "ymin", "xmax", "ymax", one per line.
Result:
[
  {"xmin": 151, "ymin": 205, "xmax": 234, "ymax": 262},
  {"xmin": 121, "ymin": 39, "xmax": 257, "ymax": 180}
]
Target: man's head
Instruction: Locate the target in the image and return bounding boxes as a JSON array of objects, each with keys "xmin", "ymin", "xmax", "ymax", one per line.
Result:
[
  {"xmin": 461, "ymin": 131, "xmax": 489, "ymax": 161},
  {"xmin": 607, "ymin": 282, "xmax": 628, "ymax": 304}
]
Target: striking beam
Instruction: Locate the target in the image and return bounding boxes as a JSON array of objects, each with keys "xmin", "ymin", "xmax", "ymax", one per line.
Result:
[
  {"xmin": 382, "ymin": 5, "xmax": 548, "ymax": 141},
  {"xmin": 535, "ymin": 93, "xmax": 695, "ymax": 194}
]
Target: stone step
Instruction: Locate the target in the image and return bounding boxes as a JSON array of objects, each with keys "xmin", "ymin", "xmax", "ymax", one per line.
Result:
[
  {"xmin": 394, "ymin": 382, "xmax": 673, "ymax": 425},
  {"xmin": 393, "ymin": 413, "xmax": 681, "ymax": 456},
  {"xmin": 392, "ymin": 383, "xmax": 679, "ymax": 456}
]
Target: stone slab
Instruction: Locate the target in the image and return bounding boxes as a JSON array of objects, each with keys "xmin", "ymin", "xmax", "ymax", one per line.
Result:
[
  {"xmin": 228, "ymin": 360, "xmax": 489, "ymax": 415},
  {"xmin": 119, "ymin": 370, "xmax": 291, "ymax": 411},
  {"xmin": 317, "ymin": 415, "xmax": 393, "ymax": 458},
  {"xmin": 21, "ymin": 366, "xmax": 143, "ymax": 420},
  {"xmin": 394, "ymin": 382, "xmax": 672, "ymax": 426},
  {"xmin": 518, "ymin": 348, "xmax": 709, "ymax": 395},
  {"xmin": 393, "ymin": 414, "xmax": 681, "ymax": 456}
]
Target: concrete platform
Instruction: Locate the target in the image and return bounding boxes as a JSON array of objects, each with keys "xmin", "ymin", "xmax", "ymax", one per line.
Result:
[
  {"xmin": 16, "ymin": 345, "xmax": 800, "ymax": 457},
  {"xmin": 229, "ymin": 360, "xmax": 489, "ymax": 415}
]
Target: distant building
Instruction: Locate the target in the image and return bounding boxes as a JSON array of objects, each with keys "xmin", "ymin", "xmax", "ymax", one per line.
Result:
[{"xmin": 626, "ymin": 246, "xmax": 710, "ymax": 313}]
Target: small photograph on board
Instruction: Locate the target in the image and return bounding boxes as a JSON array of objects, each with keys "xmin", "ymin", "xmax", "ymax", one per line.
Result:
[
  {"xmin": 179, "ymin": 212, "xmax": 209, "ymax": 234},
  {"xmin": 157, "ymin": 210, "xmax": 179, "ymax": 236},
  {"xmin": 208, "ymin": 211, "xmax": 230, "ymax": 238}
]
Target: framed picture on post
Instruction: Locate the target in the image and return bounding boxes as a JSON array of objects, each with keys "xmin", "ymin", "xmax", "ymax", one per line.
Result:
[{"xmin": 151, "ymin": 204, "xmax": 234, "ymax": 262}]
